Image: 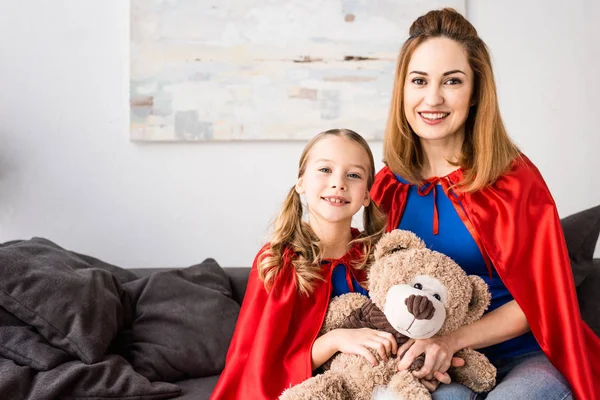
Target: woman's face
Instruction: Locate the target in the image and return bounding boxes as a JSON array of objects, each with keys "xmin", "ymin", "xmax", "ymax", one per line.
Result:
[{"xmin": 403, "ymin": 37, "xmax": 474, "ymax": 143}]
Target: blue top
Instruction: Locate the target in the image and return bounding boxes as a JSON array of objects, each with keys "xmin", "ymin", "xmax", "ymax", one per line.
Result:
[
  {"xmin": 396, "ymin": 174, "xmax": 539, "ymax": 361},
  {"xmin": 330, "ymin": 263, "xmax": 368, "ymax": 298}
]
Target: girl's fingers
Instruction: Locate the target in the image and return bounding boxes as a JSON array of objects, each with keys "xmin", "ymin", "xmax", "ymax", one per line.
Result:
[
  {"xmin": 377, "ymin": 331, "xmax": 399, "ymax": 355},
  {"xmin": 372, "ymin": 335, "xmax": 394, "ymax": 357},
  {"xmin": 364, "ymin": 339, "xmax": 388, "ymax": 362},
  {"xmin": 356, "ymin": 345, "xmax": 378, "ymax": 366}
]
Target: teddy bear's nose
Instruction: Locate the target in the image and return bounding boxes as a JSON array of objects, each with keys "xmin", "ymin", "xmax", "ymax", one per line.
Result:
[{"xmin": 405, "ymin": 294, "xmax": 435, "ymax": 320}]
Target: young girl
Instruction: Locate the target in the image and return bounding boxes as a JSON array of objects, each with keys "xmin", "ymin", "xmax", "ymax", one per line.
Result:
[{"xmin": 210, "ymin": 129, "xmax": 395, "ymax": 400}]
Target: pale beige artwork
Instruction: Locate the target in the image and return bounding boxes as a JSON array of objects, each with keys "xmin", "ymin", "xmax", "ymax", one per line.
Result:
[{"xmin": 130, "ymin": 0, "xmax": 466, "ymax": 141}]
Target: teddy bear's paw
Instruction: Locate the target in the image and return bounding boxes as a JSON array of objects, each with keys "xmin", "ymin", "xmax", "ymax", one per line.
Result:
[{"xmin": 372, "ymin": 386, "xmax": 407, "ymax": 400}]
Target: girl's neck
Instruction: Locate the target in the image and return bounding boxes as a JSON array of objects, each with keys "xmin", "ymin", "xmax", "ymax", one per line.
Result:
[
  {"xmin": 419, "ymin": 131, "xmax": 464, "ymax": 179},
  {"xmin": 310, "ymin": 222, "xmax": 353, "ymax": 259}
]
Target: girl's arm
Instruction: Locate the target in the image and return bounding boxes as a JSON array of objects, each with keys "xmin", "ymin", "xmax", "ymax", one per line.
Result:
[
  {"xmin": 311, "ymin": 328, "xmax": 399, "ymax": 370},
  {"xmin": 397, "ymin": 299, "xmax": 529, "ymax": 379}
]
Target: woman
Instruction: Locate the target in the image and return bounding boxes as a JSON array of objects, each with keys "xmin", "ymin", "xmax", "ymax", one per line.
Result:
[{"xmin": 371, "ymin": 8, "xmax": 599, "ymax": 400}]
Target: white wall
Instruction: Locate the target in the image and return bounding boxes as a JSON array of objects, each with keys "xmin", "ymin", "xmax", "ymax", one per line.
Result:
[{"xmin": 0, "ymin": 0, "xmax": 598, "ymax": 268}]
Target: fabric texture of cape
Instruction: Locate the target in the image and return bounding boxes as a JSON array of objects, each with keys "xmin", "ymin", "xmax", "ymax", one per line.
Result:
[
  {"xmin": 210, "ymin": 230, "xmax": 367, "ymax": 400},
  {"xmin": 370, "ymin": 155, "xmax": 600, "ymax": 400}
]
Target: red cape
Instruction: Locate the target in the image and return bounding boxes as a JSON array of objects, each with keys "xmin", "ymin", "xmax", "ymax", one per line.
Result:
[
  {"xmin": 370, "ymin": 156, "xmax": 600, "ymax": 400},
  {"xmin": 211, "ymin": 232, "xmax": 367, "ymax": 400}
]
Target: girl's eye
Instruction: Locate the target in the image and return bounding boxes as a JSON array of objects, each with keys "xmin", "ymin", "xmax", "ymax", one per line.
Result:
[
  {"xmin": 412, "ymin": 78, "xmax": 426, "ymax": 85},
  {"xmin": 318, "ymin": 167, "xmax": 331, "ymax": 173},
  {"xmin": 445, "ymin": 78, "xmax": 462, "ymax": 85},
  {"xmin": 348, "ymin": 173, "xmax": 362, "ymax": 179}
]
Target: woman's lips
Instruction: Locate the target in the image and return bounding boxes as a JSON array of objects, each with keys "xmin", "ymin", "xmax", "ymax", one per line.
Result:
[{"xmin": 419, "ymin": 111, "xmax": 449, "ymax": 125}]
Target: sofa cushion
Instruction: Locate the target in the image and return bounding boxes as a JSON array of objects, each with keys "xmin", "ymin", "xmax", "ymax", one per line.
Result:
[
  {"xmin": 0, "ymin": 238, "xmax": 131, "ymax": 364},
  {"xmin": 174, "ymin": 375, "xmax": 220, "ymax": 400},
  {"xmin": 0, "ymin": 355, "xmax": 181, "ymax": 400},
  {"xmin": 121, "ymin": 259, "xmax": 240, "ymax": 382},
  {"xmin": 577, "ymin": 260, "xmax": 600, "ymax": 336},
  {"xmin": 561, "ymin": 205, "xmax": 600, "ymax": 286}
]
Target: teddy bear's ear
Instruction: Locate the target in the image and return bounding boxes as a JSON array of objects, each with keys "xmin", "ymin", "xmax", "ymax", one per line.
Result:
[
  {"xmin": 374, "ymin": 229, "xmax": 426, "ymax": 261},
  {"xmin": 463, "ymin": 275, "xmax": 492, "ymax": 325}
]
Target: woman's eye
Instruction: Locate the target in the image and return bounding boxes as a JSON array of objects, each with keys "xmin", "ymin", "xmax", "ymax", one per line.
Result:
[
  {"xmin": 414, "ymin": 283, "xmax": 423, "ymax": 290},
  {"xmin": 318, "ymin": 167, "xmax": 331, "ymax": 173},
  {"xmin": 445, "ymin": 78, "xmax": 462, "ymax": 85},
  {"xmin": 412, "ymin": 78, "xmax": 426, "ymax": 85}
]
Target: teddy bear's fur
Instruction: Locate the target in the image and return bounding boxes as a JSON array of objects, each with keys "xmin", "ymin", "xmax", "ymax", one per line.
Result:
[{"xmin": 280, "ymin": 229, "xmax": 497, "ymax": 400}]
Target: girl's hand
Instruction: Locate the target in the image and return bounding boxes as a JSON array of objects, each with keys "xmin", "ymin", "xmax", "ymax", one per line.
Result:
[
  {"xmin": 397, "ymin": 336, "xmax": 462, "ymax": 379},
  {"xmin": 333, "ymin": 328, "xmax": 399, "ymax": 366}
]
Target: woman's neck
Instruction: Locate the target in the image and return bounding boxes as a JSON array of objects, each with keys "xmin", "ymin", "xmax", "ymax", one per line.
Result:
[
  {"xmin": 419, "ymin": 131, "xmax": 465, "ymax": 179},
  {"xmin": 310, "ymin": 222, "xmax": 353, "ymax": 259}
]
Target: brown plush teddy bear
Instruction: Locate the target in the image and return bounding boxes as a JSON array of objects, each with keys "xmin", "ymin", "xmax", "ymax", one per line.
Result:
[{"xmin": 280, "ymin": 229, "xmax": 497, "ymax": 400}]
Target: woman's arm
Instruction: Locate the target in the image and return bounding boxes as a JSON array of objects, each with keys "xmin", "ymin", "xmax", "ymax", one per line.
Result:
[
  {"xmin": 397, "ymin": 299, "xmax": 530, "ymax": 379},
  {"xmin": 450, "ymin": 299, "xmax": 530, "ymax": 351}
]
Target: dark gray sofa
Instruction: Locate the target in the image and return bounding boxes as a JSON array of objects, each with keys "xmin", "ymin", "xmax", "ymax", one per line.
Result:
[
  {"xmin": 128, "ymin": 259, "xmax": 600, "ymax": 400},
  {"xmin": 128, "ymin": 267, "xmax": 251, "ymax": 400},
  {"xmin": 0, "ymin": 206, "xmax": 597, "ymax": 400}
]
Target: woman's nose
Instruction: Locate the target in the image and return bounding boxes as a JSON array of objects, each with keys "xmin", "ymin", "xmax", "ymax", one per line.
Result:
[{"xmin": 425, "ymin": 86, "xmax": 444, "ymax": 107}]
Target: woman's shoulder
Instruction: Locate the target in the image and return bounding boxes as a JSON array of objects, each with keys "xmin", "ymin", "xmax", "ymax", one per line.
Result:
[
  {"xmin": 482, "ymin": 154, "xmax": 556, "ymax": 206},
  {"xmin": 497, "ymin": 154, "xmax": 548, "ymax": 189}
]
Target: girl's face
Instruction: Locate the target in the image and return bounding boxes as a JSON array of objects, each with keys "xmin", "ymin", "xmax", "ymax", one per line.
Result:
[
  {"xmin": 403, "ymin": 37, "xmax": 474, "ymax": 144},
  {"xmin": 296, "ymin": 135, "xmax": 371, "ymax": 231}
]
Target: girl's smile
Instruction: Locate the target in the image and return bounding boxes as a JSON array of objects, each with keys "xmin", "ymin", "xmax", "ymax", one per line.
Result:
[{"xmin": 321, "ymin": 195, "xmax": 350, "ymax": 205}]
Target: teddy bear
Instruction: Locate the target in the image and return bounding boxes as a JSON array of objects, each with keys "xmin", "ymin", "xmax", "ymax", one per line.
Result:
[{"xmin": 280, "ymin": 229, "xmax": 497, "ymax": 400}]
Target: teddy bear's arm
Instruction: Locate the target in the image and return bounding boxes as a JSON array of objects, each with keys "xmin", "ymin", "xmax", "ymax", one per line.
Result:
[
  {"xmin": 450, "ymin": 348, "xmax": 497, "ymax": 393},
  {"xmin": 319, "ymin": 292, "xmax": 369, "ymax": 335}
]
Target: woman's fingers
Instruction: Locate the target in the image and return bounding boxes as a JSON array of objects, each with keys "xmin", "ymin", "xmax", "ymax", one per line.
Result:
[
  {"xmin": 421, "ymin": 378, "xmax": 439, "ymax": 393},
  {"xmin": 451, "ymin": 356, "xmax": 465, "ymax": 367},
  {"xmin": 397, "ymin": 340, "xmax": 420, "ymax": 371},
  {"xmin": 433, "ymin": 370, "xmax": 452, "ymax": 384},
  {"xmin": 398, "ymin": 338, "xmax": 415, "ymax": 359}
]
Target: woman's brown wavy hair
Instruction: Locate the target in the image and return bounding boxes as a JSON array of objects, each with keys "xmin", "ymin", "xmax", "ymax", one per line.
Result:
[
  {"xmin": 383, "ymin": 8, "xmax": 519, "ymax": 191},
  {"xmin": 258, "ymin": 129, "xmax": 386, "ymax": 296}
]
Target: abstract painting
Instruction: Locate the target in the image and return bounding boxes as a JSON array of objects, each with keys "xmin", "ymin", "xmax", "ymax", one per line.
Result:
[{"xmin": 130, "ymin": 0, "xmax": 466, "ymax": 141}]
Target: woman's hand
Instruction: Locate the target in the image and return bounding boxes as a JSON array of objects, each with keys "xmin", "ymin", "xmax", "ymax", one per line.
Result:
[
  {"xmin": 332, "ymin": 328, "xmax": 399, "ymax": 366},
  {"xmin": 420, "ymin": 376, "xmax": 441, "ymax": 392},
  {"xmin": 397, "ymin": 335, "xmax": 461, "ymax": 379},
  {"xmin": 419, "ymin": 357, "xmax": 465, "ymax": 392}
]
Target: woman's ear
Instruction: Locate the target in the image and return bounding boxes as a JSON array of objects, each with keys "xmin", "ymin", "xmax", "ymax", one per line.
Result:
[
  {"xmin": 470, "ymin": 95, "xmax": 477, "ymax": 107},
  {"xmin": 295, "ymin": 177, "xmax": 305, "ymax": 194}
]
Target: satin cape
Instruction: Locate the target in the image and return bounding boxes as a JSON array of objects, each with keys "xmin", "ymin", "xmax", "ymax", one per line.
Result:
[
  {"xmin": 211, "ymin": 232, "xmax": 367, "ymax": 400},
  {"xmin": 370, "ymin": 155, "xmax": 600, "ymax": 400}
]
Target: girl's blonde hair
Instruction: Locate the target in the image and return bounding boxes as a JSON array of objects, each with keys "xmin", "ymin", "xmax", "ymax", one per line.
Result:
[
  {"xmin": 258, "ymin": 129, "xmax": 386, "ymax": 295},
  {"xmin": 384, "ymin": 8, "xmax": 520, "ymax": 191}
]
